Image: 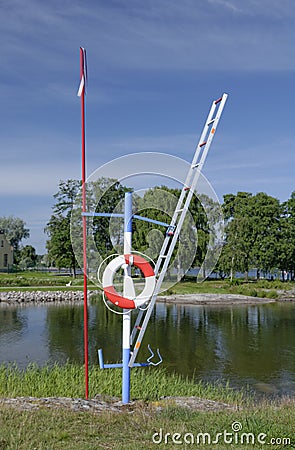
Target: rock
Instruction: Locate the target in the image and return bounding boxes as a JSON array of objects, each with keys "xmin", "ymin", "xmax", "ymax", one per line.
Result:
[
  {"xmin": 0, "ymin": 395, "xmax": 238, "ymax": 414},
  {"xmin": 158, "ymin": 293, "xmax": 276, "ymax": 305},
  {"xmin": 0, "ymin": 290, "xmax": 100, "ymax": 305}
]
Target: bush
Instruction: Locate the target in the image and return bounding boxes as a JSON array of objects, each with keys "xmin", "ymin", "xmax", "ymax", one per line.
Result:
[
  {"xmin": 248, "ymin": 289, "xmax": 258, "ymax": 297},
  {"xmin": 228, "ymin": 278, "xmax": 242, "ymax": 286},
  {"xmin": 266, "ymin": 290, "xmax": 279, "ymax": 299}
]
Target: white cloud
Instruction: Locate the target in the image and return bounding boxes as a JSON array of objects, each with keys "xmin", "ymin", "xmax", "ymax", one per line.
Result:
[{"xmin": 1, "ymin": 0, "xmax": 295, "ymax": 79}]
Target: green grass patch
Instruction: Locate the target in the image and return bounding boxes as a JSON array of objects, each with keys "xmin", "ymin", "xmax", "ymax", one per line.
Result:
[
  {"xmin": 0, "ymin": 363, "xmax": 294, "ymax": 449},
  {"xmin": 0, "ymin": 271, "xmax": 100, "ymax": 291},
  {"xmin": 163, "ymin": 279, "xmax": 293, "ymax": 298},
  {"xmin": 1, "ymin": 271, "xmax": 293, "ymax": 298},
  {"xmin": 0, "ymin": 397, "xmax": 294, "ymax": 449},
  {"xmin": 0, "ymin": 362, "xmax": 245, "ymax": 405}
]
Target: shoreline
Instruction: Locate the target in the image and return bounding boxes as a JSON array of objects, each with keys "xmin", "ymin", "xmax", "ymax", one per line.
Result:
[
  {"xmin": 157, "ymin": 293, "xmax": 277, "ymax": 305},
  {"xmin": 0, "ymin": 290, "xmax": 294, "ymax": 306}
]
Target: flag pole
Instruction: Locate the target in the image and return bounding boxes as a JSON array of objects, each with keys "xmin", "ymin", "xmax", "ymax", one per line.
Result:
[{"xmin": 78, "ymin": 46, "xmax": 89, "ymax": 399}]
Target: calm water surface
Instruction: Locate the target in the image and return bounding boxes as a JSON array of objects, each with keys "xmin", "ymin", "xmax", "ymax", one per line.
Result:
[{"xmin": 0, "ymin": 300, "xmax": 294, "ymax": 397}]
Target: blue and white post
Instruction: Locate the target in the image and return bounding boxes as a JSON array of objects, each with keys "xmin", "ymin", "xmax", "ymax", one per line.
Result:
[
  {"xmin": 122, "ymin": 192, "xmax": 134, "ymax": 403},
  {"xmin": 97, "ymin": 190, "xmax": 162, "ymax": 402}
]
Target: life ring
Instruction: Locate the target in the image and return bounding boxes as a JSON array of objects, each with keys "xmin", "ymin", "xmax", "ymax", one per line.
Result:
[{"xmin": 102, "ymin": 254, "xmax": 156, "ymax": 309}]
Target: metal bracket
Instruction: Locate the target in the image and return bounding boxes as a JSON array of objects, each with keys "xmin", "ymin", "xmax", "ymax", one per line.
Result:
[
  {"xmin": 147, "ymin": 344, "xmax": 163, "ymax": 366},
  {"xmin": 98, "ymin": 348, "xmax": 150, "ymax": 368}
]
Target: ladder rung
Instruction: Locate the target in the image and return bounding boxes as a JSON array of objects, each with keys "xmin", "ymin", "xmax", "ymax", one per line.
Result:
[
  {"xmin": 176, "ymin": 208, "xmax": 184, "ymax": 213},
  {"xmin": 199, "ymin": 141, "xmax": 207, "ymax": 147},
  {"xmin": 159, "ymin": 255, "xmax": 167, "ymax": 258},
  {"xmin": 215, "ymin": 97, "xmax": 222, "ymax": 104}
]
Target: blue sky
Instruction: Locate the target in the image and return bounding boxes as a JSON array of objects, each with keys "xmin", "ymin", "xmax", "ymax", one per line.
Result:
[{"xmin": 1, "ymin": 0, "xmax": 295, "ymax": 253}]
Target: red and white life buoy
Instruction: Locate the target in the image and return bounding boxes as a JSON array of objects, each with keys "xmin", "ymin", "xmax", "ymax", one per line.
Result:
[{"xmin": 102, "ymin": 254, "xmax": 156, "ymax": 309}]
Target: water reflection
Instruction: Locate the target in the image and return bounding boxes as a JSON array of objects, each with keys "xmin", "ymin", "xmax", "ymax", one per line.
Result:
[{"xmin": 0, "ymin": 300, "xmax": 294, "ymax": 397}]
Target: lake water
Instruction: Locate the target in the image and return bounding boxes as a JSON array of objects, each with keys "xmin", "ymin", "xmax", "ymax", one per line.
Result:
[{"xmin": 0, "ymin": 299, "xmax": 294, "ymax": 398}]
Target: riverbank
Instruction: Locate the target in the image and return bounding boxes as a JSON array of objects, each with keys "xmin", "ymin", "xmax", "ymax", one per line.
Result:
[
  {"xmin": 0, "ymin": 363, "xmax": 294, "ymax": 449},
  {"xmin": 0, "ymin": 396, "xmax": 294, "ymax": 449},
  {"xmin": 0, "ymin": 290, "xmax": 88, "ymax": 304},
  {"xmin": 1, "ymin": 272, "xmax": 295, "ymax": 300},
  {"xmin": 0, "ymin": 399, "xmax": 295, "ymax": 450},
  {"xmin": 158, "ymin": 293, "xmax": 277, "ymax": 305},
  {"xmin": 1, "ymin": 289, "xmax": 295, "ymax": 305}
]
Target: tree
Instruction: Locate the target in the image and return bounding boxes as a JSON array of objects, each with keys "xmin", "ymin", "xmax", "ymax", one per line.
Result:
[
  {"xmin": 221, "ymin": 192, "xmax": 253, "ymax": 279},
  {"xmin": 45, "ymin": 180, "xmax": 80, "ymax": 276},
  {"xmin": 0, "ymin": 216, "xmax": 29, "ymax": 251},
  {"xmin": 19, "ymin": 245, "xmax": 37, "ymax": 269},
  {"xmin": 46, "ymin": 178, "xmax": 131, "ymax": 276},
  {"xmin": 91, "ymin": 177, "xmax": 131, "ymax": 259},
  {"xmin": 220, "ymin": 192, "xmax": 282, "ymax": 280},
  {"xmin": 46, "ymin": 215, "xmax": 78, "ymax": 273},
  {"xmin": 131, "ymin": 186, "xmax": 214, "ymax": 280},
  {"xmin": 278, "ymin": 191, "xmax": 295, "ymax": 280},
  {"xmin": 249, "ymin": 192, "xmax": 281, "ymax": 277}
]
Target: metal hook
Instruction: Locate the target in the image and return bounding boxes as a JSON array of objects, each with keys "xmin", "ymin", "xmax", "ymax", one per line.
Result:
[{"xmin": 147, "ymin": 344, "xmax": 163, "ymax": 366}]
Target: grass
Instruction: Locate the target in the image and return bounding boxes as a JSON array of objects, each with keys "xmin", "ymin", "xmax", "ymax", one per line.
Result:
[
  {"xmin": 163, "ymin": 279, "xmax": 294, "ymax": 299},
  {"xmin": 0, "ymin": 363, "xmax": 245, "ymax": 405},
  {"xmin": 0, "ymin": 363, "xmax": 293, "ymax": 449},
  {"xmin": 0, "ymin": 400, "xmax": 294, "ymax": 449},
  {"xmin": 0, "ymin": 375, "xmax": 293, "ymax": 450},
  {"xmin": 0, "ymin": 271, "xmax": 74, "ymax": 286},
  {"xmin": 0, "ymin": 271, "xmax": 100, "ymax": 291},
  {"xmin": 1, "ymin": 271, "xmax": 294, "ymax": 299}
]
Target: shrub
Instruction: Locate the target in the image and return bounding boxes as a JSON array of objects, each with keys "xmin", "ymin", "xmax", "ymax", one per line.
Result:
[{"xmin": 266, "ymin": 290, "xmax": 279, "ymax": 299}]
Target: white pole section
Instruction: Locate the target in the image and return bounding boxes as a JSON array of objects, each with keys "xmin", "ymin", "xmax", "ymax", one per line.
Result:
[{"xmin": 122, "ymin": 192, "xmax": 133, "ymax": 403}]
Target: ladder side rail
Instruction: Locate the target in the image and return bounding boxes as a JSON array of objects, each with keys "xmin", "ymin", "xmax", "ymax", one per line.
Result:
[
  {"xmin": 130, "ymin": 208, "xmax": 186, "ymax": 350},
  {"xmin": 186, "ymin": 94, "xmax": 228, "ymax": 193},
  {"xmin": 153, "ymin": 100, "xmax": 219, "ymax": 276},
  {"xmin": 129, "ymin": 94, "xmax": 227, "ymax": 367},
  {"xmin": 177, "ymin": 94, "xmax": 228, "ymax": 245},
  {"xmin": 188, "ymin": 99, "xmax": 217, "ymax": 169},
  {"xmin": 130, "ymin": 149, "xmax": 212, "ymax": 364},
  {"xmin": 132, "ymin": 177, "xmax": 199, "ymax": 342},
  {"xmin": 179, "ymin": 93, "xmax": 228, "ymax": 215},
  {"xmin": 129, "ymin": 207, "xmax": 189, "ymax": 367},
  {"xmin": 129, "ymin": 94, "xmax": 228, "ymax": 363},
  {"xmin": 175, "ymin": 99, "xmax": 217, "ymax": 194},
  {"xmin": 153, "ymin": 186, "xmax": 188, "ymax": 275}
]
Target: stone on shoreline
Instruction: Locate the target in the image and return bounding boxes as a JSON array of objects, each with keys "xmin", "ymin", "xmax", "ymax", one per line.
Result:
[
  {"xmin": 158, "ymin": 293, "xmax": 277, "ymax": 305},
  {"xmin": 0, "ymin": 290, "xmax": 99, "ymax": 305}
]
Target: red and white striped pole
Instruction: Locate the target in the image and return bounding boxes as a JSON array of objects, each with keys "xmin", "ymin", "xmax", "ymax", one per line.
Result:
[{"xmin": 78, "ymin": 46, "xmax": 89, "ymax": 399}]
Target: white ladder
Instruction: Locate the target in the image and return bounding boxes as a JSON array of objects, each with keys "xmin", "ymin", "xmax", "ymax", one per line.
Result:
[{"xmin": 129, "ymin": 93, "xmax": 228, "ymax": 367}]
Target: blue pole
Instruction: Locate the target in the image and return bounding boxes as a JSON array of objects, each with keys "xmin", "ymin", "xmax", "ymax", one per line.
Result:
[{"xmin": 122, "ymin": 191, "xmax": 133, "ymax": 404}]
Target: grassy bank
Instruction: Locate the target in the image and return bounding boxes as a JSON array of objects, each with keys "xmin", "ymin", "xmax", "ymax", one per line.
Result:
[
  {"xmin": 0, "ymin": 399, "xmax": 294, "ymax": 449},
  {"xmin": 1, "ymin": 271, "xmax": 294, "ymax": 298},
  {"xmin": 0, "ymin": 363, "xmax": 244, "ymax": 404},
  {"xmin": 164, "ymin": 278, "xmax": 295, "ymax": 299},
  {"xmin": 0, "ymin": 364, "xmax": 294, "ymax": 449},
  {"xmin": 0, "ymin": 271, "xmax": 77, "ymax": 287},
  {"xmin": 0, "ymin": 271, "xmax": 98, "ymax": 292}
]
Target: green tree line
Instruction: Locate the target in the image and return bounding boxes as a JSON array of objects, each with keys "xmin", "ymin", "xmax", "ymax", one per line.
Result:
[
  {"xmin": 45, "ymin": 179, "xmax": 295, "ymax": 281},
  {"xmin": 219, "ymin": 191, "xmax": 295, "ymax": 281},
  {"xmin": 0, "ymin": 216, "xmax": 38, "ymax": 269}
]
